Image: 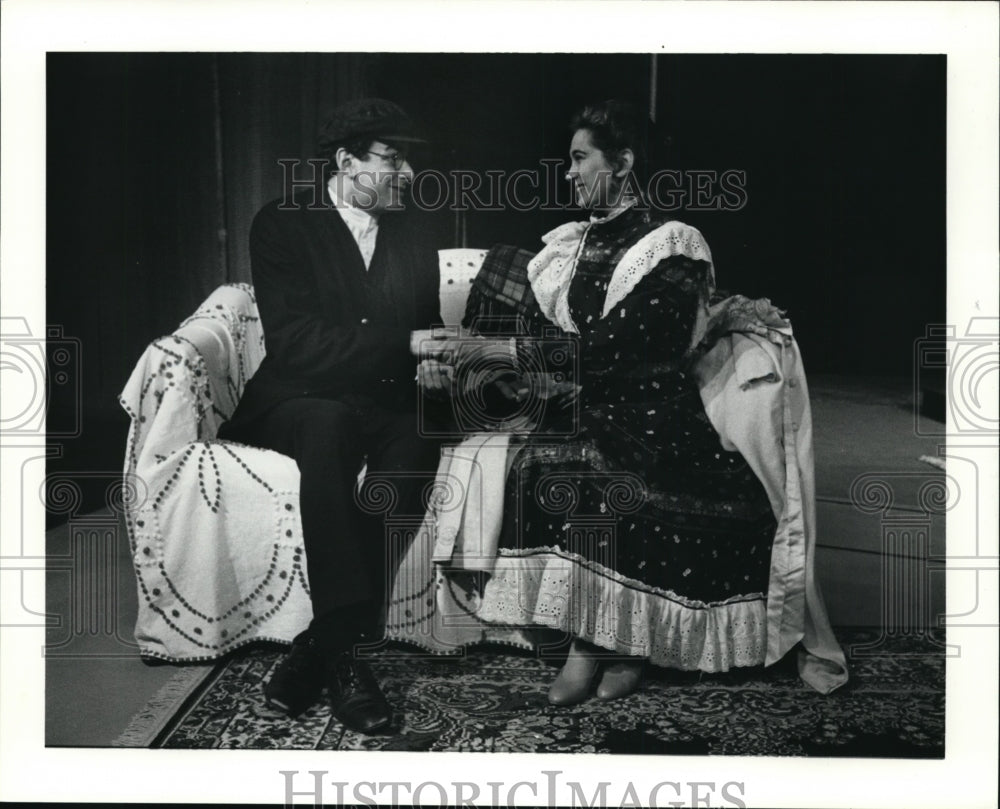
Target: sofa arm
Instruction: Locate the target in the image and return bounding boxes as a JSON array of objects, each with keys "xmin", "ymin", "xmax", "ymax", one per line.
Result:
[
  {"xmin": 177, "ymin": 282, "xmax": 265, "ymax": 417},
  {"xmin": 119, "ymin": 283, "xmax": 264, "ymax": 474},
  {"xmin": 120, "ymin": 332, "xmax": 218, "ymax": 478}
]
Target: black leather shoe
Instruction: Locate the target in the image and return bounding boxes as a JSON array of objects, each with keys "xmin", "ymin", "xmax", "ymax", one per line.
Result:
[
  {"xmin": 263, "ymin": 637, "xmax": 324, "ymax": 718},
  {"xmin": 327, "ymin": 652, "xmax": 393, "ymax": 734}
]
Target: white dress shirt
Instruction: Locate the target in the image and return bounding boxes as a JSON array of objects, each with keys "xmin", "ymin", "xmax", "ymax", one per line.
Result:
[{"xmin": 327, "ymin": 179, "xmax": 379, "ymax": 270}]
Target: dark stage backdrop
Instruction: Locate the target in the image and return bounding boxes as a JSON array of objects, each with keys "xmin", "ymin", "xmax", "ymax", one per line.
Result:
[{"xmin": 46, "ymin": 52, "xmax": 945, "ymax": 521}]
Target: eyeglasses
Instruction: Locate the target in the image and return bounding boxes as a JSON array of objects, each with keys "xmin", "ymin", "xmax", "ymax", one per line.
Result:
[{"xmin": 366, "ymin": 149, "xmax": 408, "ymax": 170}]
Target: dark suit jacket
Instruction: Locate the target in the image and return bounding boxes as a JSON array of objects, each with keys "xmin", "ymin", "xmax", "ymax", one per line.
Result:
[{"xmin": 227, "ymin": 181, "xmax": 441, "ymax": 428}]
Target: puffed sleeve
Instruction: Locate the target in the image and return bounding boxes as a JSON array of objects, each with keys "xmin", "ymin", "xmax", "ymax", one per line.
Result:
[{"xmin": 581, "ymin": 254, "xmax": 709, "ymax": 378}]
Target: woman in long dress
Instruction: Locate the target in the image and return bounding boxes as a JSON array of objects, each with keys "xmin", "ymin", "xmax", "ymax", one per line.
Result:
[{"xmin": 403, "ymin": 99, "xmax": 846, "ymax": 704}]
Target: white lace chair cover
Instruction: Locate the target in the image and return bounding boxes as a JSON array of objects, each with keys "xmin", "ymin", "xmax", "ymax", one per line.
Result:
[{"xmin": 120, "ymin": 283, "xmax": 312, "ymax": 660}]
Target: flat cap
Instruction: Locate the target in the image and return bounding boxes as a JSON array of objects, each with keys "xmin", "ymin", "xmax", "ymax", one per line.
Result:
[{"xmin": 317, "ymin": 97, "xmax": 425, "ymax": 150}]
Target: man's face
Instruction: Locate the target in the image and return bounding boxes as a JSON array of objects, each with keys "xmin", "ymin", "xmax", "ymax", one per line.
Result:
[{"xmin": 343, "ymin": 140, "xmax": 415, "ymax": 214}]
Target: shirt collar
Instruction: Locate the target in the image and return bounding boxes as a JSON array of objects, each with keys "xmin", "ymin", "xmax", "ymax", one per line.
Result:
[{"xmin": 327, "ymin": 178, "xmax": 378, "ymax": 233}]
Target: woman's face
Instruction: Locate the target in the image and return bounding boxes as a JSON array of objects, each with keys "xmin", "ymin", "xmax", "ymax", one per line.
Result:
[{"xmin": 567, "ymin": 128, "xmax": 618, "ymax": 211}]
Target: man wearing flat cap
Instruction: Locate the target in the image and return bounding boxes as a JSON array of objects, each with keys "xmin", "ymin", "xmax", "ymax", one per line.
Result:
[{"xmin": 220, "ymin": 98, "xmax": 445, "ymax": 733}]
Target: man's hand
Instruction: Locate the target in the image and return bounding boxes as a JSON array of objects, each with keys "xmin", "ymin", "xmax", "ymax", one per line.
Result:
[
  {"xmin": 409, "ymin": 329, "xmax": 438, "ymax": 358},
  {"xmin": 409, "ymin": 328, "xmax": 479, "ymax": 360},
  {"xmin": 416, "ymin": 358, "xmax": 455, "ymax": 398}
]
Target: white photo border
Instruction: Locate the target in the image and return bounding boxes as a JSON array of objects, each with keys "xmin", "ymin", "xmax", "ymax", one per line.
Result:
[{"xmin": 1, "ymin": 1, "xmax": 997, "ymax": 807}]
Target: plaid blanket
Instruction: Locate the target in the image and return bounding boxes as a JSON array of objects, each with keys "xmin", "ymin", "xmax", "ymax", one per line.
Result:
[{"xmin": 462, "ymin": 244, "xmax": 552, "ymax": 337}]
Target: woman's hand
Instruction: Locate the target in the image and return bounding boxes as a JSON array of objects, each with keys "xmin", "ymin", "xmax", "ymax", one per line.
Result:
[
  {"xmin": 492, "ymin": 375, "xmax": 530, "ymax": 403},
  {"xmin": 527, "ymin": 373, "xmax": 580, "ymax": 401}
]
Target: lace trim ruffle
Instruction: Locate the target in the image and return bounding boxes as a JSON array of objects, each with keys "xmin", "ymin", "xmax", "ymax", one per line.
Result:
[
  {"xmin": 527, "ymin": 221, "xmax": 589, "ymax": 333},
  {"xmin": 527, "ymin": 218, "xmax": 716, "ymax": 335},
  {"xmin": 602, "ymin": 221, "xmax": 715, "ymax": 318},
  {"xmin": 477, "ymin": 546, "xmax": 767, "ymax": 672}
]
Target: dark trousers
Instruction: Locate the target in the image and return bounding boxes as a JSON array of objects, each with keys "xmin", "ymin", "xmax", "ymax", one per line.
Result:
[{"xmin": 219, "ymin": 394, "xmax": 442, "ymax": 648}]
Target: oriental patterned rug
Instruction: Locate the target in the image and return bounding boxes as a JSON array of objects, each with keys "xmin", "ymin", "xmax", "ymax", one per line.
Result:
[{"xmin": 152, "ymin": 628, "xmax": 944, "ymax": 756}]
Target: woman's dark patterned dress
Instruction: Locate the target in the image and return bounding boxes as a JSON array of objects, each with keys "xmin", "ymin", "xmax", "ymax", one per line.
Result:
[{"xmin": 467, "ymin": 206, "xmax": 777, "ymax": 671}]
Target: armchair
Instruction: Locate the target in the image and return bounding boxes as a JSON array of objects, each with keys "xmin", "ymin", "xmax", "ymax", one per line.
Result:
[{"xmin": 119, "ymin": 250, "xmax": 486, "ymax": 661}]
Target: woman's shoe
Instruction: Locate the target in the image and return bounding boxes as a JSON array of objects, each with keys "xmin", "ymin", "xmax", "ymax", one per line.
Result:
[
  {"xmin": 548, "ymin": 640, "xmax": 601, "ymax": 706},
  {"xmin": 595, "ymin": 660, "xmax": 644, "ymax": 700}
]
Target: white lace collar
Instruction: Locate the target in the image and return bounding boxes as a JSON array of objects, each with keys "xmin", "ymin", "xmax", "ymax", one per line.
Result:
[{"xmin": 527, "ymin": 209, "xmax": 715, "ymax": 334}]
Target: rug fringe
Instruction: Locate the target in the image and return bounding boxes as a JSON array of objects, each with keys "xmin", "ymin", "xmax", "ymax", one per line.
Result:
[{"xmin": 111, "ymin": 665, "xmax": 213, "ymax": 747}]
